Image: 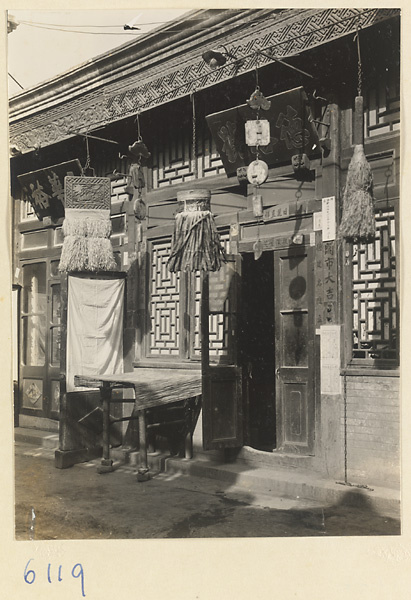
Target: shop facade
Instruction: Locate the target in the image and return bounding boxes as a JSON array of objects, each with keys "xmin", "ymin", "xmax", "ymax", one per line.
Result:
[{"xmin": 10, "ymin": 8, "xmax": 400, "ymax": 488}]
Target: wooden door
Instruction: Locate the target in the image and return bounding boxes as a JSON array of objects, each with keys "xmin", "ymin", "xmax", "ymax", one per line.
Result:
[
  {"xmin": 19, "ymin": 258, "xmax": 62, "ymax": 420},
  {"xmin": 274, "ymin": 246, "xmax": 315, "ymax": 454},
  {"xmin": 20, "ymin": 260, "xmax": 48, "ymax": 417},
  {"xmin": 202, "ymin": 255, "xmax": 243, "ymax": 450}
]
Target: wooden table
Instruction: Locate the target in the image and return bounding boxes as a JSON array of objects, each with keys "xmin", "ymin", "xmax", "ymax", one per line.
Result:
[{"xmin": 74, "ymin": 369, "xmax": 202, "ymax": 480}]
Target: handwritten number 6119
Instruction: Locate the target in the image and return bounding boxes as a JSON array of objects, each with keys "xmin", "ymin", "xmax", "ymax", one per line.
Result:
[{"xmin": 24, "ymin": 560, "xmax": 85, "ymax": 597}]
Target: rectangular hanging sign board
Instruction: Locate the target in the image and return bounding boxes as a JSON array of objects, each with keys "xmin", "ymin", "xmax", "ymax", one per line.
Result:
[
  {"xmin": 206, "ymin": 87, "xmax": 320, "ymax": 177},
  {"xmin": 17, "ymin": 159, "xmax": 82, "ymax": 221},
  {"xmin": 65, "ymin": 176, "xmax": 111, "ymax": 210}
]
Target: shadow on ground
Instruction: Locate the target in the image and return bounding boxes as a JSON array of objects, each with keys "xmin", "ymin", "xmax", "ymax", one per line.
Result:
[{"xmin": 14, "ymin": 447, "xmax": 400, "ymax": 540}]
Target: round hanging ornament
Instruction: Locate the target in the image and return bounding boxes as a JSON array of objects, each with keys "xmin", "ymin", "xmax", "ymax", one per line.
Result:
[{"xmin": 247, "ymin": 159, "xmax": 268, "ymax": 186}]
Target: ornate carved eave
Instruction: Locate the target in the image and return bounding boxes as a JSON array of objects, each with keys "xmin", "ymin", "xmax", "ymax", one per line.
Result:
[{"xmin": 9, "ymin": 7, "xmax": 400, "ymax": 156}]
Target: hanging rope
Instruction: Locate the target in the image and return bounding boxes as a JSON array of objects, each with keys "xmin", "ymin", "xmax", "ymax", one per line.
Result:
[
  {"xmin": 255, "ymin": 51, "xmax": 260, "ymax": 90},
  {"xmin": 191, "ymin": 91, "xmax": 198, "ymax": 179},
  {"xmin": 135, "ymin": 111, "xmax": 142, "ymax": 142},
  {"xmin": 354, "ymin": 23, "xmax": 363, "ymax": 96},
  {"xmin": 338, "ymin": 22, "xmax": 375, "ymax": 242},
  {"xmin": 82, "ymin": 131, "xmax": 91, "ymax": 174}
]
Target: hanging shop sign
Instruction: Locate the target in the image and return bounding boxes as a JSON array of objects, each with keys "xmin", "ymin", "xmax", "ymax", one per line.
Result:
[
  {"xmin": 206, "ymin": 87, "xmax": 320, "ymax": 177},
  {"xmin": 17, "ymin": 159, "xmax": 82, "ymax": 221},
  {"xmin": 59, "ymin": 176, "xmax": 116, "ymax": 273},
  {"xmin": 263, "ymin": 202, "xmax": 308, "ymax": 223},
  {"xmin": 245, "ymin": 119, "xmax": 270, "ymax": 147},
  {"xmin": 247, "ymin": 159, "xmax": 268, "ymax": 185}
]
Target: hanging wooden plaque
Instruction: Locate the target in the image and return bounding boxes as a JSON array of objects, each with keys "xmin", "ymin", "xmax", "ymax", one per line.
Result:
[
  {"xmin": 64, "ymin": 176, "xmax": 111, "ymax": 210},
  {"xmin": 17, "ymin": 159, "xmax": 82, "ymax": 221},
  {"xmin": 245, "ymin": 119, "xmax": 270, "ymax": 147},
  {"xmin": 206, "ymin": 86, "xmax": 320, "ymax": 177}
]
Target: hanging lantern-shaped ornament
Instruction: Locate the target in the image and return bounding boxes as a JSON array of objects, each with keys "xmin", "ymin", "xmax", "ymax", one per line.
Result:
[
  {"xmin": 168, "ymin": 189, "xmax": 226, "ymax": 272},
  {"xmin": 124, "ymin": 114, "xmax": 151, "ymax": 221},
  {"xmin": 59, "ymin": 135, "xmax": 117, "ymax": 273}
]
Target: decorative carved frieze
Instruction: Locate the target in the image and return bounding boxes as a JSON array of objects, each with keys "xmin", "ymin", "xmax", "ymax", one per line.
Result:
[{"xmin": 10, "ymin": 8, "xmax": 400, "ymax": 155}]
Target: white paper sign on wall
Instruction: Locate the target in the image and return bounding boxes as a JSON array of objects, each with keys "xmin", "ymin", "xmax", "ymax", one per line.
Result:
[
  {"xmin": 313, "ymin": 211, "xmax": 322, "ymax": 231},
  {"xmin": 322, "ymin": 196, "xmax": 336, "ymax": 241},
  {"xmin": 320, "ymin": 324, "xmax": 341, "ymax": 395}
]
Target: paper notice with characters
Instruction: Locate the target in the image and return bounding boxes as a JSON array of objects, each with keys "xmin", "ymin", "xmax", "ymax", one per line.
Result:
[{"xmin": 320, "ymin": 325, "xmax": 341, "ymax": 395}]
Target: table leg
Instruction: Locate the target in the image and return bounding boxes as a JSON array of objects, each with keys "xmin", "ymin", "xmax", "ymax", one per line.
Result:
[
  {"xmin": 97, "ymin": 383, "xmax": 114, "ymax": 474},
  {"xmin": 184, "ymin": 399, "xmax": 193, "ymax": 459},
  {"xmin": 137, "ymin": 409, "xmax": 150, "ymax": 482}
]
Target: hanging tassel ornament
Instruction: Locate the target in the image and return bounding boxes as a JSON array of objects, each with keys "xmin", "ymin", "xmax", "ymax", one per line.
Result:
[
  {"xmin": 59, "ymin": 135, "xmax": 117, "ymax": 272},
  {"xmin": 339, "ymin": 26, "xmax": 375, "ymax": 242},
  {"xmin": 168, "ymin": 92, "xmax": 226, "ymax": 272},
  {"xmin": 168, "ymin": 190, "xmax": 225, "ymax": 272}
]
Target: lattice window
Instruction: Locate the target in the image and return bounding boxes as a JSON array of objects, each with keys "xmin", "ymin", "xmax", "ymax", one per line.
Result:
[
  {"xmin": 151, "ymin": 124, "xmax": 224, "ymax": 189},
  {"xmin": 149, "ymin": 240, "xmax": 181, "ymax": 356},
  {"xmin": 365, "ymin": 70, "xmax": 400, "ymax": 138},
  {"xmin": 192, "ymin": 235, "xmax": 231, "ymax": 360},
  {"xmin": 352, "ymin": 209, "xmax": 397, "ymax": 361}
]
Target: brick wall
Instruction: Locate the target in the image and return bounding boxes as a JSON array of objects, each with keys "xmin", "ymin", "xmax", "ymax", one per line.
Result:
[{"xmin": 343, "ymin": 374, "xmax": 400, "ymax": 488}]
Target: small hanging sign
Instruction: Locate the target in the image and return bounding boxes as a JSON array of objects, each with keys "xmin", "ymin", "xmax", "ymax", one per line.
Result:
[
  {"xmin": 247, "ymin": 159, "xmax": 268, "ymax": 185},
  {"xmin": 65, "ymin": 176, "xmax": 111, "ymax": 210},
  {"xmin": 17, "ymin": 159, "xmax": 82, "ymax": 221},
  {"xmin": 59, "ymin": 176, "xmax": 116, "ymax": 273},
  {"xmin": 245, "ymin": 120, "xmax": 270, "ymax": 147},
  {"xmin": 206, "ymin": 86, "xmax": 320, "ymax": 177}
]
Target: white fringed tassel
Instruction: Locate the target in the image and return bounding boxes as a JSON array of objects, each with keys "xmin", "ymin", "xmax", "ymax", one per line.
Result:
[{"xmin": 59, "ymin": 209, "xmax": 117, "ymax": 273}]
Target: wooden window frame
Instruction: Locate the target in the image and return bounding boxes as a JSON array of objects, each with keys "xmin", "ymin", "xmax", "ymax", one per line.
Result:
[{"xmin": 343, "ymin": 198, "xmax": 399, "ymax": 370}]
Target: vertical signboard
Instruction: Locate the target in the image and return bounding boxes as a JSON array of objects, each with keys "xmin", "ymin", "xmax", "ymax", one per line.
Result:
[{"xmin": 320, "ymin": 325, "xmax": 341, "ymax": 395}]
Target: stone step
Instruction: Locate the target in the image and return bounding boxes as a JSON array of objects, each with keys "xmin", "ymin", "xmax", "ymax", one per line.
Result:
[
  {"xmin": 14, "ymin": 427, "xmax": 59, "ymax": 449},
  {"xmin": 163, "ymin": 456, "xmax": 400, "ymax": 518}
]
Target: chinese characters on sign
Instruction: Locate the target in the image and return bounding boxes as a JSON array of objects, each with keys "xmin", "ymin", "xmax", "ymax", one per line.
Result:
[
  {"xmin": 322, "ymin": 196, "xmax": 336, "ymax": 241},
  {"xmin": 17, "ymin": 160, "xmax": 82, "ymax": 221},
  {"xmin": 315, "ymin": 233, "xmax": 324, "ymax": 328},
  {"xmin": 323, "ymin": 241, "xmax": 337, "ymax": 323},
  {"xmin": 314, "ymin": 236, "xmax": 337, "ymax": 327}
]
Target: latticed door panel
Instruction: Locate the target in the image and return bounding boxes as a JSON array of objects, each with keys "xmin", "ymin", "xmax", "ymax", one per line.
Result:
[
  {"xmin": 352, "ymin": 209, "xmax": 397, "ymax": 361},
  {"xmin": 148, "ymin": 239, "xmax": 181, "ymax": 357},
  {"xmin": 147, "ymin": 234, "xmax": 232, "ymax": 361},
  {"xmin": 191, "ymin": 235, "xmax": 231, "ymax": 361}
]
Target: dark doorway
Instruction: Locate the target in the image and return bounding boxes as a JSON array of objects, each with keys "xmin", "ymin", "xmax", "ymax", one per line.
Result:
[{"xmin": 241, "ymin": 252, "xmax": 276, "ymax": 451}]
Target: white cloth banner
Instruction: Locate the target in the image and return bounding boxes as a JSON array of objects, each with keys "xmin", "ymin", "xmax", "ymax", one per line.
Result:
[{"xmin": 67, "ymin": 276, "xmax": 124, "ymax": 392}]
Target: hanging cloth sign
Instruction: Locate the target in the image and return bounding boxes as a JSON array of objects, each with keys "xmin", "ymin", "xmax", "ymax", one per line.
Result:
[
  {"xmin": 206, "ymin": 86, "xmax": 320, "ymax": 177},
  {"xmin": 168, "ymin": 189, "xmax": 226, "ymax": 272},
  {"xmin": 59, "ymin": 176, "xmax": 117, "ymax": 273},
  {"xmin": 66, "ymin": 275, "xmax": 124, "ymax": 392},
  {"xmin": 17, "ymin": 159, "xmax": 82, "ymax": 221}
]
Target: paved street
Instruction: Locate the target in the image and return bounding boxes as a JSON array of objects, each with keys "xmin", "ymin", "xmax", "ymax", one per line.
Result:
[{"xmin": 14, "ymin": 442, "xmax": 400, "ymax": 540}]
